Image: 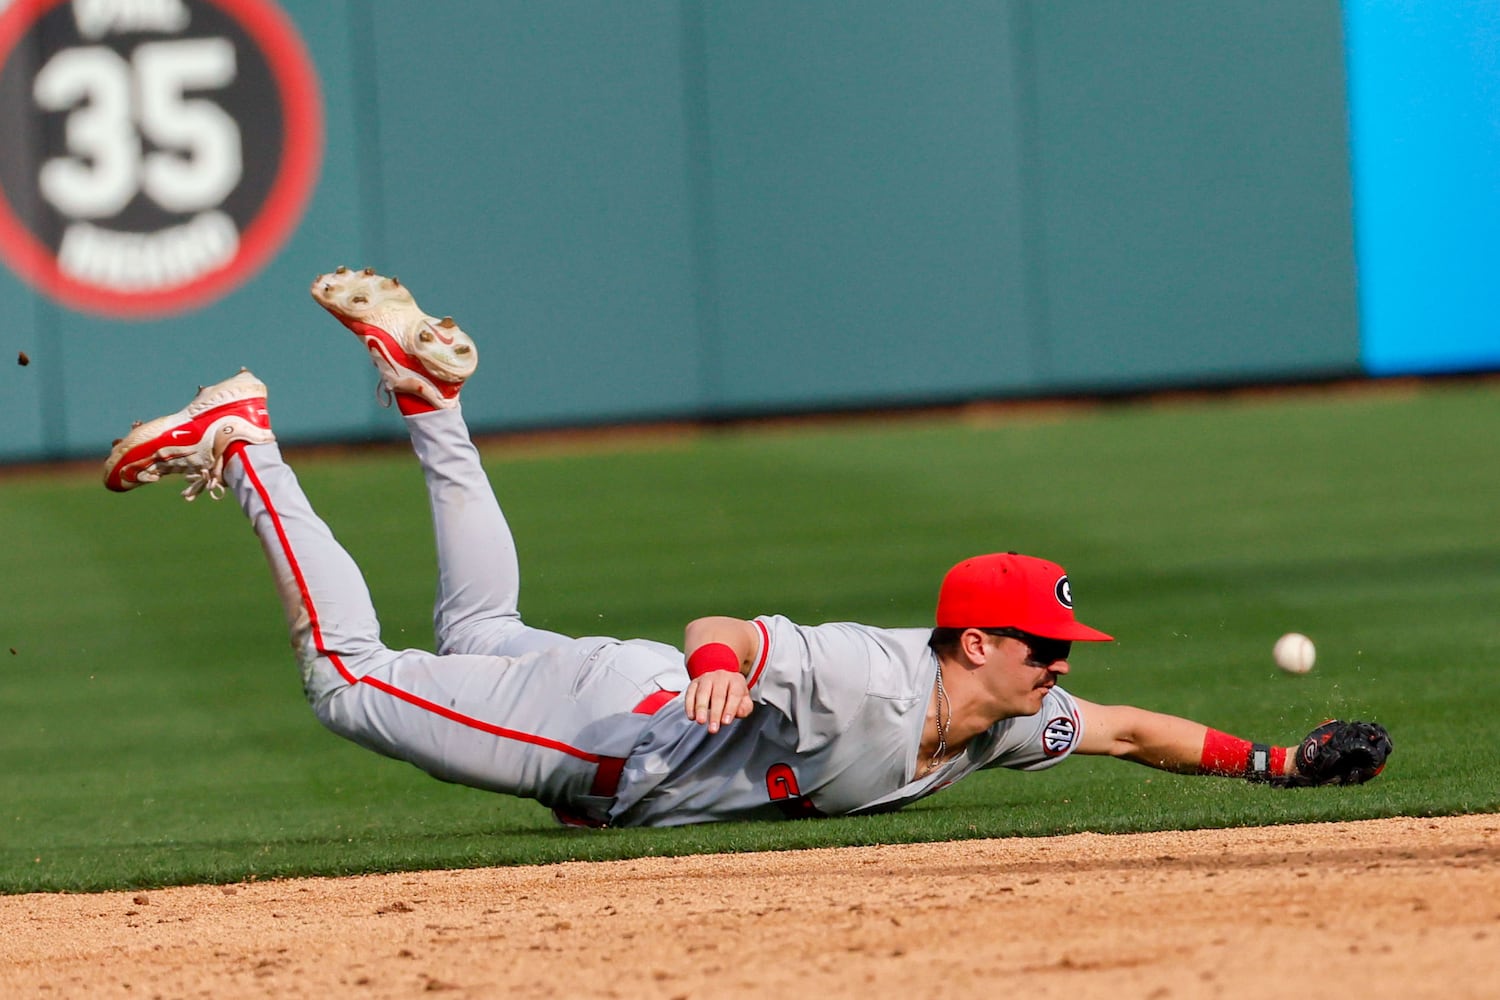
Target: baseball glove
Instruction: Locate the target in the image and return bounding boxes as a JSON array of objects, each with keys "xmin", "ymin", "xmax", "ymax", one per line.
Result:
[{"xmin": 1278, "ymin": 720, "xmax": 1392, "ymax": 787}]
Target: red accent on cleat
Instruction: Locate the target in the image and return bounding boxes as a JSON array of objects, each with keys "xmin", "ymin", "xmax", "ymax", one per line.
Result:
[
  {"xmin": 102, "ymin": 372, "xmax": 275, "ymax": 500},
  {"xmin": 348, "ymin": 320, "xmax": 463, "ymax": 404},
  {"xmin": 310, "ymin": 268, "xmax": 477, "ymax": 412}
]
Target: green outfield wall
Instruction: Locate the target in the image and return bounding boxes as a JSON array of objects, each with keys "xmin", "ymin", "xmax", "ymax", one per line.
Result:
[{"xmin": 0, "ymin": 0, "xmax": 1360, "ymax": 461}]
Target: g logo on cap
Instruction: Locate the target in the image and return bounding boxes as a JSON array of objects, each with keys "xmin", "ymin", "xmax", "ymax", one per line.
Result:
[{"xmin": 1055, "ymin": 576, "xmax": 1072, "ymax": 609}]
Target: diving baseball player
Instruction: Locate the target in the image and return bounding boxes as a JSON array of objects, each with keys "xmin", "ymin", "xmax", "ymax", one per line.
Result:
[{"xmin": 101, "ymin": 268, "xmax": 1392, "ymax": 827}]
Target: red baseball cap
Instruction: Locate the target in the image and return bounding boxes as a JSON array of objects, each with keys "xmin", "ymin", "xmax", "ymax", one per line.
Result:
[{"xmin": 935, "ymin": 552, "xmax": 1114, "ymax": 641}]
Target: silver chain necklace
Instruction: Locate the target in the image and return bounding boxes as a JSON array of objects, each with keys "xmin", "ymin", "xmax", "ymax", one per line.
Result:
[{"xmin": 930, "ymin": 666, "xmax": 950, "ymax": 771}]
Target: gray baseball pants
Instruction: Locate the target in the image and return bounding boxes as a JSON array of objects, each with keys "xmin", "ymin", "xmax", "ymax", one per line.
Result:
[{"xmin": 222, "ymin": 407, "xmax": 684, "ymax": 825}]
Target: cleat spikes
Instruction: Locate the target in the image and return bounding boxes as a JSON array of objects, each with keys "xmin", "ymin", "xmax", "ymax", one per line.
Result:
[{"xmin": 309, "ymin": 266, "xmax": 477, "ymax": 412}]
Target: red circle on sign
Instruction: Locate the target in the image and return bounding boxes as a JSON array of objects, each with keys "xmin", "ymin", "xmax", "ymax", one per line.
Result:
[{"xmin": 0, "ymin": 0, "xmax": 322, "ymax": 318}]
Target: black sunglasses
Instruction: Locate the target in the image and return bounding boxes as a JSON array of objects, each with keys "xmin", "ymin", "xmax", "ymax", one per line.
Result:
[{"xmin": 981, "ymin": 628, "xmax": 1072, "ymax": 667}]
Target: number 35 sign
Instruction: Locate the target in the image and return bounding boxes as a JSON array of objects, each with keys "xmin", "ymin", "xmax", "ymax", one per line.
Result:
[{"xmin": 0, "ymin": 0, "xmax": 322, "ymax": 317}]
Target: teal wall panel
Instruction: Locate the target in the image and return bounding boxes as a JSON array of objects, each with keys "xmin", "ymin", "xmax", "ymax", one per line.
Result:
[
  {"xmin": 0, "ymin": 270, "xmax": 46, "ymax": 462},
  {"xmin": 364, "ymin": 0, "xmax": 701, "ymax": 429},
  {"xmin": 704, "ymin": 0, "xmax": 1036, "ymax": 411},
  {"xmin": 1027, "ymin": 0, "xmax": 1360, "ymax": 390}
]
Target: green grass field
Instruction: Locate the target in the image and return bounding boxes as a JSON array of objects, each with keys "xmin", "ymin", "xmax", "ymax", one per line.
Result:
[{"xmin": 2, "ymin": 380, "xmax": 1497, "ymax": 893}]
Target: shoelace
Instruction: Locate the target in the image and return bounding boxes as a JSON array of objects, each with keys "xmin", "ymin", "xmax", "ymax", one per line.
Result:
[{"xmin": 175, "ymin": 454, "xmax": 228, "ymax": 502}]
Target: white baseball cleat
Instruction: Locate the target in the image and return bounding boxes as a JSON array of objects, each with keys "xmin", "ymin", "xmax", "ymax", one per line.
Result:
[
  {"xmin": 103, "ymin": 370, "xmax": 275, "ymax": 500},
  {"xmin": 310, "ymin": 266, "xmax": 477, "ymax": 413}
]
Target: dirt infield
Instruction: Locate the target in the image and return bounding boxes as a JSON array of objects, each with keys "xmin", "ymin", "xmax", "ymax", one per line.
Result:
[{"xmin": 3, "ymin": 813, "xmax": 1496, "ymax": 999}]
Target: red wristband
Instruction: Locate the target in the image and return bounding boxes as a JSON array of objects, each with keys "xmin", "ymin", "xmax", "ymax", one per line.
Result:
[
  {"xmin": 686, "ymin": 642, "xmax": 741, "ymax": 680},
  {"xmin": 1200, "ymin": 729, "xmax": 1252, "ymax": 776},
  {"xmin": 1201, "ymin": 729, "xmax": 1287, "ymax": 779}
]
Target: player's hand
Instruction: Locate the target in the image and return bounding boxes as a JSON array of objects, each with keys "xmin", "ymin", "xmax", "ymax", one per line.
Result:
[{"xmin": 685, "ymin": 670, "xmax": 754, "ymax": 733}]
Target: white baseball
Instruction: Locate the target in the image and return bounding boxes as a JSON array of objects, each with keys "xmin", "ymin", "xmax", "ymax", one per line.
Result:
[{"xmin": 1273, "ymin": 632, "xmax": 1316, "ymax": 674}]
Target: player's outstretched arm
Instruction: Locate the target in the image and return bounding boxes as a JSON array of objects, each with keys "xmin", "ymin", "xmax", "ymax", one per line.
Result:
[
  {"xmin": 682, "ymin": 616, "xmax": 759, "ymax": 734},
  {"xmin": 1074, "ymin": 701, "xmax": 1284, "ymax": 779},
  {"xmin": 1073, "ymin": 700, "xmax": 1393, "ymax": 785}
]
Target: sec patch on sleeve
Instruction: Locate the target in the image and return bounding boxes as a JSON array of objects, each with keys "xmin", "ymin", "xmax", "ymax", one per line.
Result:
[{"xmin": 1042, "ymin": 714, "xmax": 1078, "ymax": 757}]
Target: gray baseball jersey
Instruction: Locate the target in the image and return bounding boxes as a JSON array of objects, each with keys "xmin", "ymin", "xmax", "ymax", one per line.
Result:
[
  {"xmin": 222, "ymin": 405, "xmax": 1083, "ymax": 829},
  {"xmin": 611, "ymin": 618, "xmax": 1082, "ymax": 826}
]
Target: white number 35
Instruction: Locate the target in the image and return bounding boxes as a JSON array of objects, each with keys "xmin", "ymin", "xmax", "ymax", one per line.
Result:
[{"xmin": 33, "ymin": 38, "xmax": 243, "ymax": 219}]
